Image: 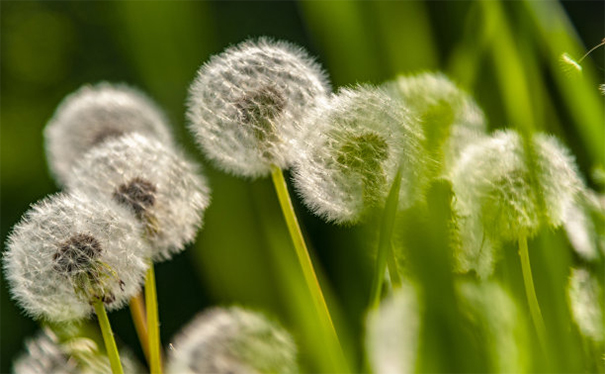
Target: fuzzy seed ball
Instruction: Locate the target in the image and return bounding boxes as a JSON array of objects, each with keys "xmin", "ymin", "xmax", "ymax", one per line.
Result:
[
  {"xmin": 187, "ymin": 37, "xmax": 330, "ymax": 178},
  {"xmin": 14, "ymin": 328, "xmax": 142, "ymax": 374},
  {"xmin": 451, "ymin": 130, "xmax": 583, "ymax": 276},
  {"xmin": 567, "ymin": 268, "xmax": 604, "ymax": 343},
  {"xmin": 385, "ymin": 72, "xmax": 487, "ymax": 175},
  {"xmin": 44, "ymin": 82, "xmax": 174, "ymax": 186},
  {"xmin": 294, "ymin": 85, "xmax": 425, "ymax": 224},
  {"xmin": 4, "ymin": 192, "xmax": 150, "ymax": 322},
  {"xmin": 167, "ymin": 306, "xmax": 298, "ymax": 374},
  {"xmin": 67, "ymin": 133, "xmax": 210, "ymax": 262},
  {"xmin": 365, "ymin": 284, "xmax": 420, "ymax": 374}
]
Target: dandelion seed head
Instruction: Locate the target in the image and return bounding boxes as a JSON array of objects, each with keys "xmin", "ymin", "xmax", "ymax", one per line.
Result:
[
  {"xmin": 67, "ymin": 133, "xmax": 211, "ymax": 262},
  {"xmin": 366, "ymin": 283, "xmax": 420, "ymax": 374},
  {"xmin": 187, "ymin": 37, "xmax": 330, "ymax": 178},
  {"xmin": 568, "ymin": 268, "xmax": 604, "ymax": 342},
  {"xmin": 4, "ymin": 192, "xmax": 149, "ymax": 322},
  {"xmin": 385, "ymin": 72, "xmax": 487, "ymax": 175},
  {"xmin": 293, "ymin": 85, "xmax": 425, "ymax": 224},
  {"xmin": 599, "ymin": 84, "xmax": 605, "ymax": 95},
  {"xmin": 456, "ymin": 281, "xmax": 529, "ymax": 373},
  {"xmin": 14, "ymin": 328, "xmax": 142, "ymax": 374},
  {"xmin": 452, "ymin": 130, "xmax": 583, "ymax": 244},
  {"xmin": 44, "ymin": 82, "xmax": 174, "ymax": 186},
  {"xmin": 167, "ymin": 306, "xmax": 298, "ymax": 374}
]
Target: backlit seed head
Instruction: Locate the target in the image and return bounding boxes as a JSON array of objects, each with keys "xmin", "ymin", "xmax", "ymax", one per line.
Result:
[
  {"xmin": 365, "ymin": 283, "xmax": 420, "ymax": 374},
  {"xmin": 3, "ymin": 192, "xmax": 149, "ymax": 322},
  {"xmin": 44, "ymin": 82, "xmax": 174, "ymax": 186},
  {"xmin": 385, "ymin": 72, "xmax": 487, "ymax": 175},
  {"xmin": 187, "ymin": 37, "xmax": 330, "ymax": 178},
  {"xmin": 456, "ymin": 280, "xmax": 529, "ymax": 373},
  {"xmin": 452, "ymin": 130, "xmax": 583, "ymax": 245},
  {"xmin": 14, "ymin": 328, "xmax": 142, "ymax": 374},
  {"xmin": 67, "ymin": 133, "xmax": 211, "ymax": 262},
  {"xmin": 293, "ymin": 85, "xmax": 425, "ymax": 224},
  {"xmin": 563, "ymin": 190, "xmax": 604, "ymax": 261},
  {"xmin": 167, "ymin": 306, "xmax": 298, "ymax": 374},
  {"xmin": 567, "ymin": 268, "xmax": 604, "ymax": 343}
]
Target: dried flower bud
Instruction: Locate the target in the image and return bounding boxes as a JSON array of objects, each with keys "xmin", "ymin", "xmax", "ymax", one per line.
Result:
[
  {"xmin": 452, "ymin": 130, "xmax": 582, "ymax": 243},
  {"xmin": 385, "ymin": 72, "xmax": 487, "ymax": 175},
  {"xmin": 44, "ymin": 82, "xmax": 174, "ymax": 186},
  {"xmin": 14, "ymin": 328, "xmax": 142, "ymax": 374},
  {"xmin": 4, "ymin": 192, "xmax": 149, "ymax": 322},
  {"xmin": 293, "ymin": 85, "xmax": 425, "ymax": 224},
  {"xmin": 187, "ymin": 37, "xmax": 330, "ymax": 178},
  {"xmin": 167, "ymin": 306, "xmax": 298, "ymax": 374},
  {"xmin": 67, "ymin": 133, "xmax": 210, "ymax": 262},
  {"xmin": 567, "ymin": 268, "xmax": 604, "ymax": 343},
  {"xmin": 365, "ymin": 283, "xmax": 420, "ymax": 374}
]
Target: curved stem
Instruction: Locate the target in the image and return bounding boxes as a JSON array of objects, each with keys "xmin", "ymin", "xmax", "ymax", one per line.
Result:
[
  {"xmin": 93, "ymin": 298, "xmax": 124, "ymax": 374},
  {"xmin": 129, "ymin": 293, "xmax": 150, "ymax": 365},
  {"xmin": 270, "ymin": 164, "xmax": 346, "ymax": 371},
  {"xmin": 145, "ymin": 266, "xmax": 163, "ymax": 374},
  {"xmin": 518, "ymin": 235, "xmax": 548, "ymax": 352},
  {"xmin": 369, "ymin": 168, "xmax": 403, "ymax": 309}
]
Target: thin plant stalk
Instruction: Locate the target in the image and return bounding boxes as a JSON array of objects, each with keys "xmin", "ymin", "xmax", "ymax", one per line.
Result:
[
  {"xmin": 145, "ymin": 266, "xmax": 162, "ymax": 374},
  {"xmin": 518, "ymin": 235, "xmax": 548, "ymax": 351},
  {"xmin": 369, "ymin": 167, "xmax": 403, "ymax": 309},
  {"xmin": 129, "ymin": 293, "xmax": 150, "ymax": 364},
  {"xmin": 269, "ymin": 164, "xmax": 346, "ymax": 370},
  {"xmin": 92, "ymin": 298, "xmax": 124, "ymax": 374}
]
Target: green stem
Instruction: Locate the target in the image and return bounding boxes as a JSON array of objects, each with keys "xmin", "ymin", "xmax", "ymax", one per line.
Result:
[
  {"xmin": 270, "ymin": 164, "xmax": 346, "ymax": 371},
  {"xmin": 387, "ymin": 247, "xmax": 401, "ymax": 288},
  {"xmin": 92, "ymin": 298, "xmax": 124, "ymax": 374},
  {"xmin": 129, "ymin": 293, "xmax": 150, "ymax": 365},
  {"xmin": 369, "ymin": 168, "xmax": 403, "ymax": 309},
  {"xmin": 518, "ymin": 235, "xmax": 548, "ymax": 352},
  {"xmin": 146, "ymin": 266, "xmax": 162, "ymax": 374}
]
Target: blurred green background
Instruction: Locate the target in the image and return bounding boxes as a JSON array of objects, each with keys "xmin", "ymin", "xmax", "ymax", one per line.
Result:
[{"xmin": 1, "ymin": 1, "xmax": 603, "ymax": 373}]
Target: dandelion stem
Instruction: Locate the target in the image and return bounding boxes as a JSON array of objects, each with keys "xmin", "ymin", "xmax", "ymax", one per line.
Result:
[
  {"xmin": 270, "ymin": 164, "xmax": 346, "ymax": 371},
  {"xmin": 518, "ymin": 235, "xmax": 548, "ymax": 352},
  {"xmin": 369, "ymin": 167, "xmax": 402, "ymax": 309},
  {"xmin": 129, "ymin": 293, "xmax": 150, "ymax": 365},
  {"xmin": 93, "ymin": 298, "xmax": 124, "ymax": 374},
  {"xmin": 145, "ymin": 266, "xmax": 163, "ymax": 374}
]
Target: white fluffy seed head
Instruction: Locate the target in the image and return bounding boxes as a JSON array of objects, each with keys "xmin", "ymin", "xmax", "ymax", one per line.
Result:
[
  {"xmin": 167, "ymin": 306, "xmax": 298, "ymax": 374},
  {"xmin": 187, "ymin": 37, "xmax": 330, "ymax": 178},
  {"xmin": 563, "ymin": 190, "xmax": 603, "ymax": 261},
  {"xmin": 456, "ymin": 281, "xmax": 529, "ymax": 373},
  {"xmin": 293, "ymin": 85, "xmax": 425, "ymax": 224},
  {"xmin": 452, "ymin": 129, "xmax": 583, "ymax": 243},
  {"xmin": 385, "ymin": 72, "xmax": 487, "ymax": 175},
  {"xmin": 44, "ymin": 82, "xmax": 174, "ymax": 186},
  {"xmin": 66, "ymin": 133, "xmax": 211, "ymax": 262},
  {"xmin": 14, "ymin": 328, "xmax": 142, "ymax": 374},
  {"xmin": 365, "ymin": 283, "xmax": 420, "ymax": 374},
  {"xmin": 567, "ymin": 268, "xmax": 604, "ymax": 342},
  {"xmin": 4, "ymin": 192, "xmax": 150, "ymax": 323}
]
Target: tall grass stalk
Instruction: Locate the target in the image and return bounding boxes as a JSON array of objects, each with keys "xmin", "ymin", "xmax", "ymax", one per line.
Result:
[{"xmin": 369, "ymin": 167, "xmax": 403, "ymax": 309}]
